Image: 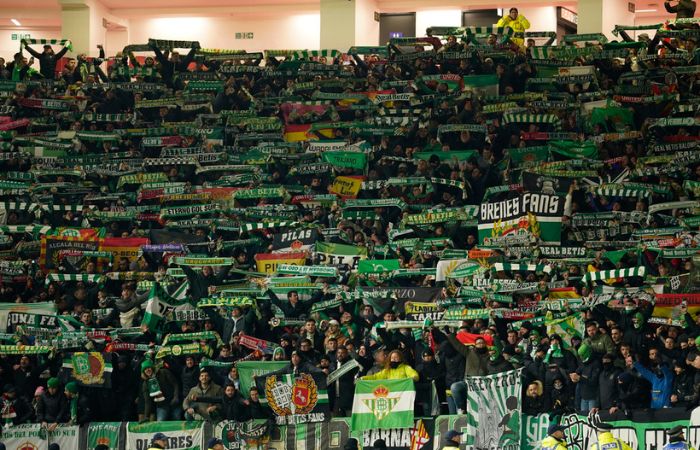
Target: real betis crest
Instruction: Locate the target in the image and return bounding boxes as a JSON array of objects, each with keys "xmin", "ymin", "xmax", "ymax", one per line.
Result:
[{"xmin": 363, "ymin": 385, "xmax": 400, "ymax": 421}]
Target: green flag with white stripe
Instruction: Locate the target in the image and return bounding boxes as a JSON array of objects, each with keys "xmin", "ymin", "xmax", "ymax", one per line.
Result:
[
  {"xmin": 351, "ymin": 378, "xmax": 415, "ymax": 431},
  {"xmin": 141, "ymin": 283, "xmax": 190, "ymax": 330}
]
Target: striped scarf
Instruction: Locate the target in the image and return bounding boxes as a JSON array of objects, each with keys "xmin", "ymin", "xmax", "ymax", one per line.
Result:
[
  {"xmin": 45, "ymin": 274, "xmax": 106, "ymax": 285},
  {"xmin": 22, "ymin": 38, "xmax": 72, "ymax": 51},
  {"xmin": 148, "ymin": 38, "xmax": 198, "ymax": 50}
]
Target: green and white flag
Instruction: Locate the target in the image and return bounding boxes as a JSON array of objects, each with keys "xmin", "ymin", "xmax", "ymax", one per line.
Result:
[
  {"xmin": 314, "ymin": 241, "xmax": 368, "ymax": 269},
  {"xmin": 142, "ymin": 283, "xmax": 190, "ymax": 330},
  {"xmin": 323, "ymin": 151, "xmax": 367, "ymax": 170},
  {"xmin": 351, "ymin": 378, "xmax": 415, "ymax": 432},
  {"xmin": 546, "ymin": 312, "xmax": 585, "ymax": 349},
  {"xmin": 87, "ymin": 422, "xmax": 121, "ymax": 450},
  {"xmin": 126, "ymin": 421, "xmax": 204, "ymax": 450},
  {"xmin": 237, "ymin": 360, "xmax": 290, "ymax": 399},
  {"xmin": 465, "ymin": 369, "xmax": 522, "ymax": 450}
]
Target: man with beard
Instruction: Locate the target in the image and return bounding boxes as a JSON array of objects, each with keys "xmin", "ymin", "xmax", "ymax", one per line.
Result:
[
  {"xmin": 184, "ymin": 368, "xmax": 222, "ymax": 421},
  {"xmin": 21, "ymin": 41, "xmax": 69, "ymax": 79},
  {"xmin": 197, "ymin": 381, "xmax": 244, "ymax": 421}
]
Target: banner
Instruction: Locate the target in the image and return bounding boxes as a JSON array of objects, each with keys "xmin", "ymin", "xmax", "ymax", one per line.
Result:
[
  {"xmin": 126, "ymin": 421, "xmax": 204, "ymax": 450},
  {"xmin": 546, "ymin": 312, "xmax": 584, "ymax": 348},
  {"xmin": 653, "ymin": 293, "xmax": 700, "ymax": 319},
  {"xmin": 61, "ymin": 351, "xmax": 113, "ymax": 387},
  {"xmin": 214, "ymin": 420, "xmax": 271, "ymax": 450},
  {"xmin": 255, "ymin": 252, "xmax": 307, "ymax": 274},
  {"xmin": 404, "ymin": 302, "xmax": 444, "ymax": 321},
  {"xmin": 142, "ymin": 283, "xmax": 191, "ymax": 330},
  {"xmin": 87, "ymin": 422, "xmax": 121, "ymax": 450},
  {"xmin": 1, "ymin": 424, "xmax": 80, "ymax": 450},
  {"xmin": 256, "ymin": 372, "xmax": 330, "ymax": 425},
  {"xmin": 272, "ymin": 228, "xmax": 318, "ymax": 253},
  {"xmin": 521, "ymin": 171, "xmax": 575, "ymax": 195},
  {"xmin": 0, "ymin": 301, "xmax": 56, "ymax": 333},
  {"xmin": 101, "ymin": 237, "xmax": 149, "ymax": 263},
  {"xmin": 330, "ymin": 176, "xmax": 364, "ymax": 198},
  {"xmin": 351, "ymin": 378, "xmax": 416, "ymax": 432},
  {"xmin": 478, "ymin": 193, "xmax": 564, "ymax": 245},
  {"xmin": 40, "ymin": 235, "xmax": 101, "ymax": 270},
  {"xmin": 464, "ymin": 369, "xmax": 522, "ymax": 450},
  {"xmin": 314, "ymin": 241, "xmax": 368, "ymax": 269},
  {"xmin": 357, "ymin": 259, "xmax": 401, "ymax": 274},
  {"xmin": 237, "ymin": 360, "xmax": 290, "ymax": 399}
]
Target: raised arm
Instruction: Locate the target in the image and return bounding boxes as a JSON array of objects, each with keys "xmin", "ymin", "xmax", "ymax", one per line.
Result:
[
  {"xmin": 55, "ymin": 45, "xmax": 69, "ymax": 60},
  {"xmin": 22, "ymin": 41, "xmax": 41, "ymax": 58}
]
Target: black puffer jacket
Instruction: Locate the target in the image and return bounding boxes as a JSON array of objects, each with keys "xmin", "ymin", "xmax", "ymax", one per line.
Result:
[
  {"xmin": 439, "ymin": 340, "xmax": 466, "ymax": 386},
  {"xmin": 36, "ymin": 391, "xmax": 68, "ymax": 423}
]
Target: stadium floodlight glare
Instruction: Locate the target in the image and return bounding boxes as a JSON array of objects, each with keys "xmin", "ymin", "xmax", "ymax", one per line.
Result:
[{"xmin": 10, "ymin": 19, "xmax": 21, "ymax": 26}]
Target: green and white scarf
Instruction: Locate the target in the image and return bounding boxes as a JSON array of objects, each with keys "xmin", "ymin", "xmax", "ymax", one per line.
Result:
[{"xmin": 22, "ymin": 38, "xmax": 72, "ymax": 51}]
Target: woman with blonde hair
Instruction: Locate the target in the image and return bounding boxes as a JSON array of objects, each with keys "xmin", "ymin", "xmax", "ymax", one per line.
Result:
[{"xmin": 361, "ymin": 350, "xmax": 419, "ymax": 382}]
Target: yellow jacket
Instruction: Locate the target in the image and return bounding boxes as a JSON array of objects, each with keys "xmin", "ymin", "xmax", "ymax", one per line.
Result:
[
  {"xmin": 542, "ymin": 436, "xmax": 568, "ymax": 450},
  {"xmin": 588, "ymin": 432, "xmax": 634, "ymax": 450},
  {"xmin": 496, "ymin": 14, "xmax": 530, "ymax": 47},
  {"xmin": 361, "ymin": 363, "xmax": 419, "ymax": 382},
  {"xmin": 496, "ymin": 14, "xmax": 531, "ymax": 33}
]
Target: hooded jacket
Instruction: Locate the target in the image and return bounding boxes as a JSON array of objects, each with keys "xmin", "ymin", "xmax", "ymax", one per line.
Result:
[{"xmin": 633, "ymin": 361, "xmax": 674, "ymax": 408}]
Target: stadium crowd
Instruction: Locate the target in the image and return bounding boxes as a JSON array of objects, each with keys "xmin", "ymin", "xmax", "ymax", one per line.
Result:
[{"xmin": 0, "ymin": 10, "xmax": 699, "ymax": 446}]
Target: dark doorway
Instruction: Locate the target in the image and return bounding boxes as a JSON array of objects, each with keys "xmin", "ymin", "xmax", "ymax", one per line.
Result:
[
  {"xmin": 557, "ymin": 7, "xmax": 578, "ymax": 43},
  {"xmin": 462, "ymin": 9, "xmax": 501, "ymax": 28},
  {"xmin": 379, "ymin": 13, "xmax": 417, "ymax": 45}
]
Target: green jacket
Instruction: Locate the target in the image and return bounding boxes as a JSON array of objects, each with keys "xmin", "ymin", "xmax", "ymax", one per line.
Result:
[{"xmin": 583, "ymin": 332, "xmax": 614, "ymax": 356}]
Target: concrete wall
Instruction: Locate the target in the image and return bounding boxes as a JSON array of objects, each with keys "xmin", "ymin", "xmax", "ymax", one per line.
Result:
[{"xmin": 129, "ymin": 15, "xmax": 321, "ymax": 52}]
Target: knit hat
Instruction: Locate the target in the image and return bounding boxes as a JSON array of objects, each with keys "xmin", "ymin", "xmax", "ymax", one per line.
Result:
[
  {"xmin": 577, "ymin": 343, "xmax": 592, "ymax": 362},
  {"xmin": 141, "ymin": 359, "xmax": 154, "ymax": 373},
  {"xmin": 47, "ymin": 377, "xmax": 60, "ymax": 389},
  {"xmin": 65, "ymin": 381, "xmax": 78, "ymax": 394}
]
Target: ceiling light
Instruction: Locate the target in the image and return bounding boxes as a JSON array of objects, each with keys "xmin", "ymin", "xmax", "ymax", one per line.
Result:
[
  {"xmin": 635, "ymin": 9, "xmax": 657, "ymax": 12},
  {"xmin": 10, "ymin": 19, "xmax": 21, "ymax": 26}
]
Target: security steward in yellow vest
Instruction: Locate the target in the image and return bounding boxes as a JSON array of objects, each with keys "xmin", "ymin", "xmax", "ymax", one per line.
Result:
[
  {"xmin": 588, "ymin": 417, "xmax": 634, "ymax": 450},
  {"xmin": 541, "ymin": 424, "xmax": 568, "ymax": 450},
  {"xmin": 441, "ymin": 429, "xmax": 463, "ymax": 450}
]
